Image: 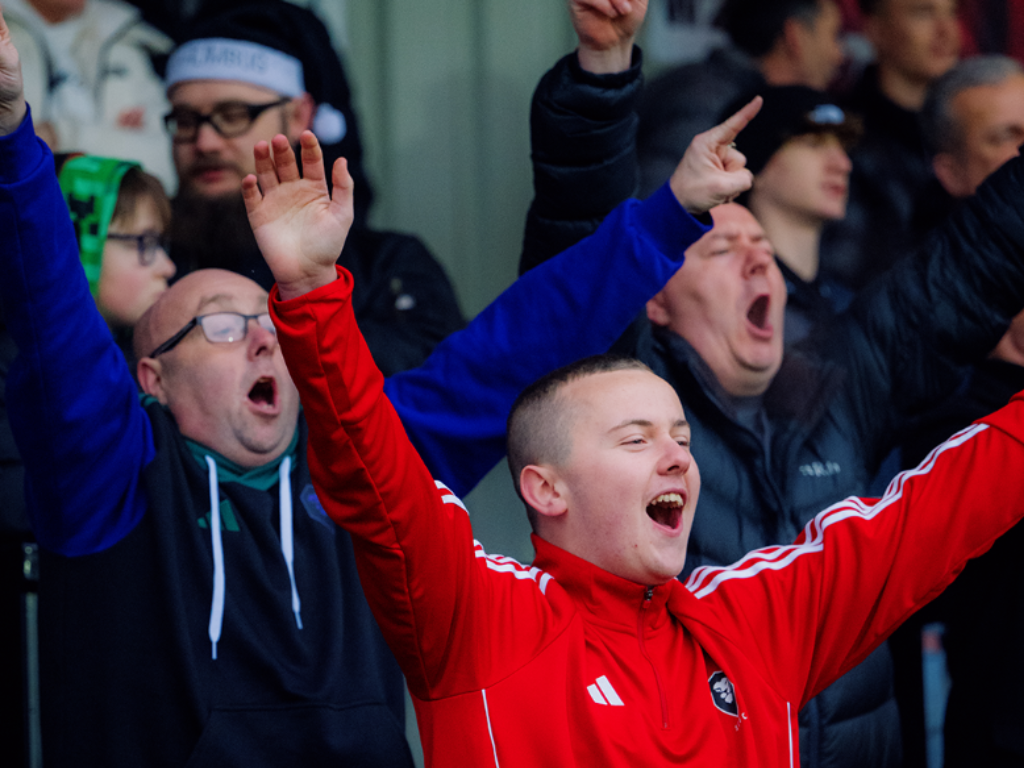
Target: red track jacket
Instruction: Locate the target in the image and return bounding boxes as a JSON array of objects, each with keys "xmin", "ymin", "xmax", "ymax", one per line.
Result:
[{"xmin": 272, "ymin": 269, "xmax": 1024, "ymax": 767}]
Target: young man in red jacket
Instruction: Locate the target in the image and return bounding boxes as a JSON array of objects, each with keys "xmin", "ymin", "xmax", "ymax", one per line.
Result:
[{"xmin": 240, "ymin": 79, "xmax": 1024, "ymax": 768}]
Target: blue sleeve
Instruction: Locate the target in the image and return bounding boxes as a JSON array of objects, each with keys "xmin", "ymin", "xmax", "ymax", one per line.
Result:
[
  {"xmin": 384, "ymin": 184, "xmax": 709, "ymax": 497},
  {"xmin": 0, "ymin": 109, "xmax": 155, "ymax": 555}
]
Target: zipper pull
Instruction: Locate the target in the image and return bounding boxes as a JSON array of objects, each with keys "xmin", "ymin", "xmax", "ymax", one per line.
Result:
[{"xmin": 644, "ymin": 586, "xmax": 654, "ymax": 603}]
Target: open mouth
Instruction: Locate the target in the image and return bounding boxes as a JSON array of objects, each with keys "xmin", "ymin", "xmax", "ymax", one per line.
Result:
[
  {"xmin": 646, "ymin": 493, "xmax": 684, "ymax": 530},
  {"xmin": 747, "ymin": 294, "xmax": 770, "ymax": 331},
  {"xmin": 248, "ymin": 377, "xmax": 277, "ymax": 409}
]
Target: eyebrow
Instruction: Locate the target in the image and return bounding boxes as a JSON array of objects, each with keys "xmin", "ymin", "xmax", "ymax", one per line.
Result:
[
  {"xmin": 195, "ymin": 292, "xmax": 270, "ymax": 314},
  {"xmin": 608, "ymin": 418, "xmax": 689, "ymax": 433}
]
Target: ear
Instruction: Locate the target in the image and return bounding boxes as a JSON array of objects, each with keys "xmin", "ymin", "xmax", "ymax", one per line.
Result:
[
  {"xmin": 932, "ymin": 152, "xmax": 969, "ymax": 198},
  {"xmin": 287, "ymin": 93, "xmax": 317, "ymax": 139},
  {"xmin": 137, "ymin": 357, "xmax": 170, "ymax": 405},
  {"xmin": 519, "ymin": 465, "xmax": 569, "ymax": 521},
  {"xmin": 646, "ymin": 291, "xmax": 672, "ymax": 327}
]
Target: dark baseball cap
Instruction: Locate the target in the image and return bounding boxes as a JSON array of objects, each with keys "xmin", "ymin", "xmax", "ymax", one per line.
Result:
[{"xmin": 726, "ymin": 86, "xmax": 862, "ymax": 175}]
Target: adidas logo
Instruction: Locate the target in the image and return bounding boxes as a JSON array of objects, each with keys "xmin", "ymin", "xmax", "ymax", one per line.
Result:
[{"xmin": 587, "ymin": 675, "xmax": 624, "ymax": 707}]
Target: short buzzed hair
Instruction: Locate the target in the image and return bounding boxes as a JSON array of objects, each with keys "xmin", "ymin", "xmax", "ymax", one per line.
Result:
[
  {"xmin": 507, "ymin": 355, "xmax": 652, "ymax": 528},
  {"xmin": 921, "ymin": 55, "xmax": 1024, "ymax": 155},
  {"xmin": 716, "ymin": 0, "xmax": 823, "ymax": 58}
]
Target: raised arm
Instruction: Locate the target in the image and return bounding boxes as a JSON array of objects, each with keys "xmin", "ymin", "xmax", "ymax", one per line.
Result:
[
  {"xmin": 245, "ymin": 128, "xmax": 711, "ymax": 496},
  {"xmin": 250, "ymin": 138, "xmax": 569, "ymax": 696},
  {"xmin": 0, "ymin": 8, "xmax": 154, "ymax": 555},
  {"xmin": 687, "ymin": 394, "xmax": 1024, "ymax": 709},
  {"xmin": 521, "ymin": 0, "xmax": 758, "ymax": 274},
  {"xmin": 0, "ymin": 5, "xmax": 26, "ymax": 135}
]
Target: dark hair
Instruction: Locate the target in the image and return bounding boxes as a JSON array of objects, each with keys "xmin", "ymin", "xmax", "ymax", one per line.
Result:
[
  {"xmin": 111, "ymin": 167, "xmax": 172, "ymax": 231},
  {"xmin": 715, "ymin": 0, "xmax": 824, "ymax": 58},
  {"xmin": 921, "ymin": 55, "xmax": 1024, "ymax": 155},
  {"xmin": 857, "ymin": 0, "xmax": 883, "ymax": 16},
  {"xmin": 507, "ymin": 355, "xmax": 652, "ymax": 529}
]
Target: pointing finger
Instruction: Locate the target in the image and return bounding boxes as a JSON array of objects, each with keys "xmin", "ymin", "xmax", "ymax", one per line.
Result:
[{"xmin": 707, "ymin": 96, "xmax": 762, "ymax": 148}]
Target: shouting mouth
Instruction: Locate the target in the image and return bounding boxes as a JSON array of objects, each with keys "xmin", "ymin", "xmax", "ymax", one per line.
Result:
[
  {"xmin": 247, "ymin": 376, "xmax": 278, "ymax": 412},
  {"xmin": 746, "ymin": 294, "xmax": 773, "ymax": 337},
  {"xmin": 647, "ymin": 492, "xmax": 684, "ymax": 531}
]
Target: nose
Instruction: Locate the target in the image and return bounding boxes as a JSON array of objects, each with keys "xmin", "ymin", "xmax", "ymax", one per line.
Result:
[
  {"xmin": 742, "ymin": 239, "xmax": 774, "ymax": 277},
  {"xmin": 247, "ymin": 317, "xmax": 278, "ymax": 359},
  {"xmin": 832, "ymin": 144, "xmax": 852, "ymax": 173},
  {"xmin": 154, "ymin": 247, "xmax": 176, "ymax": 279},
  {"xmin": 193, "ymin": 120, "xmax": 225, "ymax": 153},
  {"xmin": 659, "ymin": 436, "xmax": 692, "ymax": 476}
]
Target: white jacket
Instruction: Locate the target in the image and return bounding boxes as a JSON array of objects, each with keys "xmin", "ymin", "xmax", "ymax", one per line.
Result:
[{"xmin": 5, "ymin": 0, "xmax": 176, "ymax": 191}]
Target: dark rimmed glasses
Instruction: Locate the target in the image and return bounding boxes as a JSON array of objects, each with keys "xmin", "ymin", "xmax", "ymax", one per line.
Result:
[
  {"xmin": 163, "ymin": 98, "xmax": 290, "ymax": 143},
  {"xmin": 105, "ymin": 232, "xmax": 169, "ymax": 267},
  {"xmin": 149, "ymin": 312, "xmax": 276, "ymax": 358}
]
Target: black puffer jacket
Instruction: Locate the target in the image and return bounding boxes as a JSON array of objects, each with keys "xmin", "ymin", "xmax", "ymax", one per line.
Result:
[
  {"xmin": 520, "ymin": 49, "xmax": 1024, "ymax": 768},
  {"xmin": 819, "ymin": 66, "xmax": 947, "ymax": 292}
]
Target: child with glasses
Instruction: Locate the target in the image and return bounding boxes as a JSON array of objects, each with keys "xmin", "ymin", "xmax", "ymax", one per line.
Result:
[{"xmin": 57, "ymin": 155, "xmax": 177, "ymax": 343}]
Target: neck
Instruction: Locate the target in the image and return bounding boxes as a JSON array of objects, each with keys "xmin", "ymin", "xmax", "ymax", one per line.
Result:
[
  {"xmin": 749, "ymin": 197, "xmax": 823, "ymax": 282},
  {"xmin": 876, "ymin": 64, "xmax": 929, "ymax": 111}
]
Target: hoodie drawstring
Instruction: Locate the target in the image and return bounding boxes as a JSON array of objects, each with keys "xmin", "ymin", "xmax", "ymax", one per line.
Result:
[
  {"xmin": 205, "ymin": 455, "xmax": 303, "ymax": 661},
  {"xmin": 279, "ymin": 456, "xmax": 303, "ymax": 630},
  {"xmin": 206, "ymin": 456, "xmax": 225, "ymax": 660}
]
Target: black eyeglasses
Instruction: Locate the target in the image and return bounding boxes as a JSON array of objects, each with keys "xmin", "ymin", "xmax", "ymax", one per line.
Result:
[
  {"xmin": 163, "ymin": 98, "xmax": 290, "ymax": 143},
  {"xmin": 105, "ymin": 232, "xmax": 169, "ymax": 267},
  {"xmin": 149, "ymin": 312, "xmax": 276, "ymax": 358}
]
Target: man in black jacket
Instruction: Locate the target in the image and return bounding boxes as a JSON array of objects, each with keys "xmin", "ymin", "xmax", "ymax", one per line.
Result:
[
  {"xmin": 519, "ymin": 3, "xmax": 1024, "ymax": 768},
  {"xmin": 819, "ymin": 0, "xmax": 960, "ymax": 292}
]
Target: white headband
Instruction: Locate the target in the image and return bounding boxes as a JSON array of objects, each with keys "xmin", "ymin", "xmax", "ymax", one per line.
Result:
[{"xmin": 166, "ymin": 38, "xmax": 305, "ymax": 97}]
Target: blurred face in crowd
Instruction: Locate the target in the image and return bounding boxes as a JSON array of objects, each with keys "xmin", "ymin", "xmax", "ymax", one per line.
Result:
[
  {"xmin": 864, "ymin": 0, "xmax": 960, "ymax": 85},
  {"xmin": 933, "ymin": 73, "xmax": 1024, "ymax": 198},
  {"xmin": 28, "ymin": 0, "xmax": 86, "ymax": 23},
  {"xmin": 168, "ymin": 80, "xmax": 309, "ymax": 199},
  {"xmin": 97, "ymin": 194, "xmax": 176, "ymax": 328},
  {"xmin": 136, "ymin": 270, "xmax": 300, "ymax": 467},
  {"xmin": 529, "ymin": 368, "xmax": 701, "ymax": 585},
  {"xmin": 753, "ymin": 131, "xmax": 852, "ymax": 223},
  {"xmin": 792, "ymin": 0, "xmax": 845, "ymax": 90},
  {"xmin": 646, "ymin": 204, "xmax": 786, "ymax": 398}
]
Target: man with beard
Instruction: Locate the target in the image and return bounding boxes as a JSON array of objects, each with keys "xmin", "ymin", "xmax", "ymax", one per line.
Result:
[{"xmin": 165, "ymin": 2, "xmax": 464, "ymax": 376}]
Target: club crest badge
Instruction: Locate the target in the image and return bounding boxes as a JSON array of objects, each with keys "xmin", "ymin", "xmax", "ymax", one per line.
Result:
[{"xmin": 708, "ymin": 671, "xmax": 738, "ymax": 716}]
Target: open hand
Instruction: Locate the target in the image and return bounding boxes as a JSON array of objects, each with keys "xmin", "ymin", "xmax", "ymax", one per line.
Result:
[
  {"xmin": 670, "ymin": 96, "xmax": 763, "ymax": 215},
  {"xmin": 0, "ymin": 6, "xmax": 27, "ymax": 135},
  {"xmin": 570, "ymin": 0, "xmax": 648, "ymax": 74},
  {"xmin": 242, "ymin": 131, "xmax": 352, "ymax": 300}
]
